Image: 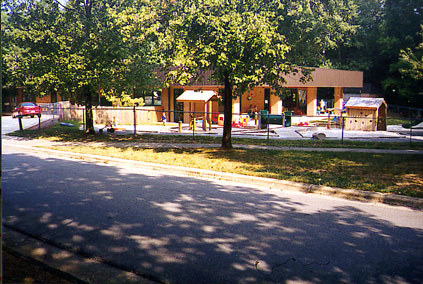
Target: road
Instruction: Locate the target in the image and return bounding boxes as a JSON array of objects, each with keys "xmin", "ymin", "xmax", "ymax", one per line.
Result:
[
  {"xmin": 2, "ymin": 145, "xmax": 423, "ymax": 284},
  {"xmin": 2, "ymin": 115, "xmax": 54, "ymax": 135}
]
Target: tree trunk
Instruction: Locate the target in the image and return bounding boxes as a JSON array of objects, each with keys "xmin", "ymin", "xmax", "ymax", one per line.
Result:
[
  {"xmin": 85, "ymin": 90, "xmax": 95, "ymax": 134},
  {"xmin": 221, "ymin": 72, "xmax": 233, "ymax": 149}
]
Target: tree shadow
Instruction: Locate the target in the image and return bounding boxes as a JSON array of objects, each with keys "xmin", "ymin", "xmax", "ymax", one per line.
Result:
[{"xmin": 3, "ymin": 152, "xmax": 423, "ymax": 284}]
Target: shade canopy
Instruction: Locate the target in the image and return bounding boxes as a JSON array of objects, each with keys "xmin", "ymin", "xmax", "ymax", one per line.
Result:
[{"xmin": 176, "ymin": 90, "xmax": 216, "ymax": 102}]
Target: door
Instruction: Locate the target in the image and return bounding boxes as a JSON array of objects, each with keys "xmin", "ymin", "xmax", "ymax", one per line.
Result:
[
  {"xmin": 264, "ymin": 88, "xmax": 271, "ymax": 112},
  {"xmin": 174, "ymin": 88, "xmax": 184, "ymax": 122}
]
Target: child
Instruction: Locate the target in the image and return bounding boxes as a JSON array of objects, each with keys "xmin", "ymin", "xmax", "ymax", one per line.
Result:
[{"xmin": 161, "ymin": 113, "xmax": 167, "ymax": 126}]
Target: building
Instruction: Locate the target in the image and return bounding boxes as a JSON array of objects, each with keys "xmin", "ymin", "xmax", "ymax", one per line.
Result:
[
  {"xmin": 161, "ymin": 67, "xmax": 363, "ymax": 122},
  {"xmin": 5, "ymin": 67, "xmax": 362, "ymax": 123}
]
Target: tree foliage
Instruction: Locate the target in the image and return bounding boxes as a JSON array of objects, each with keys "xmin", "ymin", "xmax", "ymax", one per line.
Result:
[
  {"xmin": 164, "ymin": 0, "xmax": 310, "ymax": 149},
  {"xmin": 2, "ymin": 0, "xmax": 162, "ymax": 133},
  {"xmin": 378, "ymin": 0, "xmax": 423, "ymax": 107},
  {"xmin": 400, "ymin": 27, "xmax": 423, "ymax": 81},
  {"xmin": 276, "ymin": 0, "xmax": 360, "ymax": 68},
  {"xmin": 3, "ymin": 0, "xmax": 422, "ymax": 139},
  {"xmin": 163, "ymin": 0, "xmax": 364, "ymax": 149}
]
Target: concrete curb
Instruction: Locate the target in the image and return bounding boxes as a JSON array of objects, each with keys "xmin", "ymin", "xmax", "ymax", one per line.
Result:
[{"xmin": 7, "ymin": 143, "xmax": 423, "ymax": 210}]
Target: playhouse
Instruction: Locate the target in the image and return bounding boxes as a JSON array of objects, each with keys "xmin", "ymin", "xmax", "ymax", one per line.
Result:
[{"xmin": 345, "ymin": 97, "xmax": 387, "ymax": 131}]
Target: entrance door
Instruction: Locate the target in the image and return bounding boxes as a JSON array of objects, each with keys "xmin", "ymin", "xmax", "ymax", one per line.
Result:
[
  {"xmin": 174, "ymin": 88, "xmax": 184, "ymax": 122},
  {"xmin": 264, "ymin": 89, "xmax": 271, "ymax": 112}
]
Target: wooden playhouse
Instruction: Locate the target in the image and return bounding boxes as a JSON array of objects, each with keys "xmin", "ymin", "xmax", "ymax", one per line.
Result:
[{"xmin": 345, "ymin": 97, "xmax": 387, "ymax": 131}]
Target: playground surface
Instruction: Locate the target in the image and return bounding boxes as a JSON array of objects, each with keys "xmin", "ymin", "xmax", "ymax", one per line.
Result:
[{"xmin": 90, "ymin": 121, "xmax": 423, "ymax": 143}]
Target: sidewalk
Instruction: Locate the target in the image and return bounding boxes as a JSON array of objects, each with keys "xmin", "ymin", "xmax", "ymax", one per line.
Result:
[{"xmin": 4, "ymin": 135, "xmax": 423, "ymax": 155}]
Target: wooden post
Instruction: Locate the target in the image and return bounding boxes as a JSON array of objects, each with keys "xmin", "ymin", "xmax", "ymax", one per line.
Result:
[{"xmin": 203, "ymin": 102, "xmax": 207, "ymax": 131}]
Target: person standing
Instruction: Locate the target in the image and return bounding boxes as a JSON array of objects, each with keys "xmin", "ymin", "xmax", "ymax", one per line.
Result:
[{"xmin": 162, "ymin": 113, "xmax": 167, "ymax": 126}]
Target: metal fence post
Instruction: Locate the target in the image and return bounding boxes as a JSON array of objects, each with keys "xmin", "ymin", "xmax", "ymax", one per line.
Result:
[
  {"xmin": 267, "ymin": 114, "xmax": 270, "ymax": 142},
  {"xmin": 192, "ymin": 116, "xmax": 195, "ymax": 138},
  {"xmin": 83, "ymin": 107, "xmax": 86, "ymax": 132},
  {"xmin": 133, "ymin": 105, "xmax": 137, "ymax": 136},
  {"xmin": 341, "ymin": 117, "xmax": 345, "ymax": 143}
]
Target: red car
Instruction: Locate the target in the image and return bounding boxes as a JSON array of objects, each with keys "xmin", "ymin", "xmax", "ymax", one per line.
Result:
[{"xmin": 12, "ymin": 102, "xmax": 42, "ymax": 118}]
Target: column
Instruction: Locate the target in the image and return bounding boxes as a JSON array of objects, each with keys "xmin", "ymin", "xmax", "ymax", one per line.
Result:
[
  {"xmin": 306, "ymin": 87, "xmax": 317, "ymax": 116},
  {"xmin": 270, "ymin": 93, "xmax": 282, "ymax": 114},
  {"xmin": 334, "ymin": 87, "xmax": 343, "ymax": 114},
  {"xmin": 232, "ymin": 96, "xmax": 240, "ymax": 115}
]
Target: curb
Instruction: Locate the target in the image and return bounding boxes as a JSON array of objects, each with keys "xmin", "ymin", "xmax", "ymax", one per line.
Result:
[{"xmin": 7, "ymin": 143, "xmax": 423, "ymax": 210}]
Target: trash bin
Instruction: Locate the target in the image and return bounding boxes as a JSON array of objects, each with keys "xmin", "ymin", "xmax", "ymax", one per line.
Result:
[
  {"xmin": 284, "ymin": 111, "xmax": 292, "ymax": 127},
  {"xmin": 260, "ymin": 110, "xmax": 286, "ymax": 129},
  {"xmin": 260, "ymin": 110, "xmax": 268, "ymax": 129}
]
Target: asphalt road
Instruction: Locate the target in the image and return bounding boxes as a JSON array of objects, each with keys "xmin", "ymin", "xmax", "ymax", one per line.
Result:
[
  {"xmin": 2, "ymin": 146, "xmax": 423, "ymax": 284},
  {"xmin": 2, "ymin": 115, "xmax": 54, "ymax": 135}
]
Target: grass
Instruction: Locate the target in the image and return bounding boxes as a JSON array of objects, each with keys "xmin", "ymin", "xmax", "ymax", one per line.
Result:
[
  {"xmin": 8, "ymin": 120, "xmax": 423, "ymax": 197},
  {"xmin": 45, "ymin": 145, "xmax": 423, "ymax": 198},
  {"xmin": 8, "ymin": 120, "xmax": 423, "ymax": 150}
]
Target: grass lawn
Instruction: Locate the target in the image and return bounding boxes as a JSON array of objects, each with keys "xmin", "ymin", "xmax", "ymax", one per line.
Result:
[
  {"xmin": 46, "ymin": 145, "xmax": 423, "ymax": 198},
  {"xmin": 9, "ymin": 121, "xmax": 423, "ymax": 198}
]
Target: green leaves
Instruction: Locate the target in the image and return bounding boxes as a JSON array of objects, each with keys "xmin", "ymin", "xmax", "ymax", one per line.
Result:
[
  {"xmin": 164, "ymin": 0, "xmax": 293, "ymax": 94},
  {"xmin": 2, "ymin": 0, "xmax": 163, "ymax": 102}
]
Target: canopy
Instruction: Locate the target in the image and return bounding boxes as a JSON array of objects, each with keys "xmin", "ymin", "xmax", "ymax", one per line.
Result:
[{"xmin": 176, "ymin": 90, "xmax": 216, "ymax": 102}]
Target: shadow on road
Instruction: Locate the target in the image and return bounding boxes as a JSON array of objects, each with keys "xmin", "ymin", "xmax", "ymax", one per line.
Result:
[{"xmin": 3, "ymin": 152, "xmax": 423, "ymax": 284}]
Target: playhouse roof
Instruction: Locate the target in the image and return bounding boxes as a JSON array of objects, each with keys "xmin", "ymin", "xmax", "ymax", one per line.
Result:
[
  {"xmin": 176, "ymin": 90, "xmax": 216, "ymax": 102},
  {"xmin": 345, "ymin": 97, "xmax": 386, "ymax": 109}
]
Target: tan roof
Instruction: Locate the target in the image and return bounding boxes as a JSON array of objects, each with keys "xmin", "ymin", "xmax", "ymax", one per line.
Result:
[
  {"xmin": 176, "ymin": 90, "xmax": 216, "ymax": 102},
  {"xmin": 345, "ymin": 97, "xmax": 386, "ymax": 109}
]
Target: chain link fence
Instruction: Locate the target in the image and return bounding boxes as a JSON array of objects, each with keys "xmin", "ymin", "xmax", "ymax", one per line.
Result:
[{"xmin": 36, "ymin": 103, "xmax": 422, "ymax": 143}]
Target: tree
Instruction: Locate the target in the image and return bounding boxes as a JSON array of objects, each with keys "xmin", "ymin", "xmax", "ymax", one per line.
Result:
[
  {"xmin": 164, "ymin": 0, "xmax": 310, "ymax": 149},
  {"xmin": 400, "ymin": 27, "xmax": 423, "ymax": 81},
  {"xmin": 1, "ymin": 8, "xmax": 11, "ymax": 88},
  {"xmin": 375, "ymin": 0, "xmax": 423, "ymax": 106},
  {"xmin": 276, "ymin": 0, "xmax": 360, "ymax": 68},
  {"xmin": 163, "ymin": 0, "xmax": 363, "ymax": 149},
  {"xmin": 385, "ymin": 26, "xmax": 423, "ymax": 107},
  {"xmin": 2, "ymin": 0, "xmax": 162, "ymax": 133},
  {"xmin": 324, "ymin": 0, "xmax": 385, "ymax": 71}
]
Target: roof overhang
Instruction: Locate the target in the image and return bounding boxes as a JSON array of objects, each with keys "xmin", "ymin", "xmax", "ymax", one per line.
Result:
[
  {"xmin": 176, "ymin": 90, "xmax": 216, "ymax": 102},
  {"xmin": 282, "ymin": 68, "xmax": 363, "ymax": 88}
]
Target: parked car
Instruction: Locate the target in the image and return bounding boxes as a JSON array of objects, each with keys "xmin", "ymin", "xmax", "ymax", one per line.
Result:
[{"xmin": 12, "ymin": 102, "xmax": 42, "ymax": 118}]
